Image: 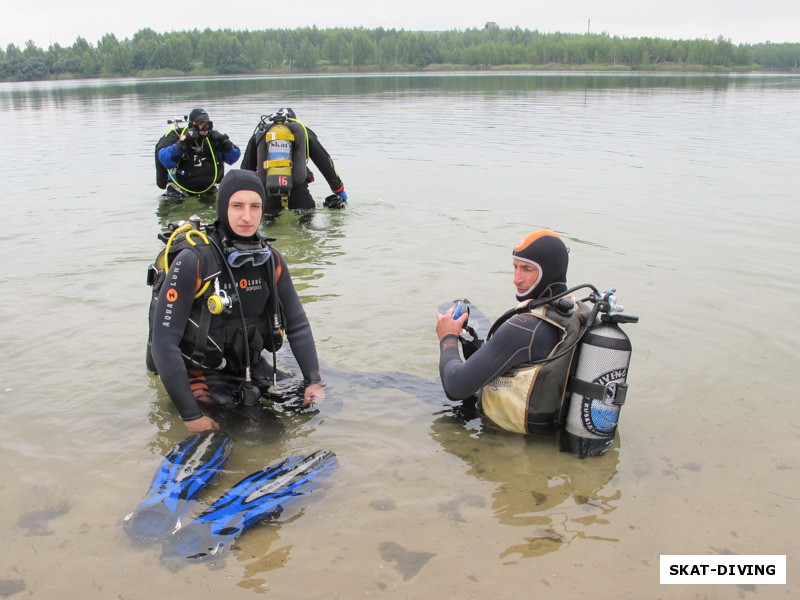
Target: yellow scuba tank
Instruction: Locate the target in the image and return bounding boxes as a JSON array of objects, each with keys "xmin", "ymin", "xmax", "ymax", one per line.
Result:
[{"xmin": 263, "ymin": 121, "xmax": 295, "ymax": 207}]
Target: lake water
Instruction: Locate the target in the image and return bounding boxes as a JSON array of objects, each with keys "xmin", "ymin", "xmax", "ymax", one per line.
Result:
[{"xmin": 1, "ymin": 72, "xmax": 798, "ymax": 598}]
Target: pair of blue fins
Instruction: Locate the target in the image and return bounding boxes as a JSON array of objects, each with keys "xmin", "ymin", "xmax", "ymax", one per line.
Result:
[{"xmin": 123, "ymin": 431, "xmax": 337, "ymax": 560}]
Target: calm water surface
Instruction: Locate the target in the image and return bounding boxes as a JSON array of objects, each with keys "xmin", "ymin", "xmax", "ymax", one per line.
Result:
[{"xmin": 1, "ymin": 73, "xmax": 798, "ymax": 598}]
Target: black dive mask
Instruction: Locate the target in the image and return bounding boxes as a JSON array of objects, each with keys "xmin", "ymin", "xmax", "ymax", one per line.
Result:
[{"xmin": 224, "ymin": 240, "xmax": 272, "ymax": 268}]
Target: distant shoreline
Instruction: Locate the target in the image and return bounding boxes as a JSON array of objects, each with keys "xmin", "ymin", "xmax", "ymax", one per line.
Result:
[
  {"xmin": 7, "ymin": 63, "xmax": 798, "ymax": 84},
  {"xmin": 3, "ymin": 28, "xmax": 797, "ymax": 82}
]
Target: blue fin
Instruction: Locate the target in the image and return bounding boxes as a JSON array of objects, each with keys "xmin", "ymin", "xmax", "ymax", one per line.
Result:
[
  {"xmin": 124, "ymin": 431, "xmax": 234, "ymax": 545},
  {"xmin": 162, "ymin": 449, "xmax": 338, "ymax": 560}
]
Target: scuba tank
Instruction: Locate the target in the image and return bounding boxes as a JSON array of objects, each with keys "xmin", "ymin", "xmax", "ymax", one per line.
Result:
[
  {"xmin": 263, "ymin": 113, "xmax": 295, "ymax": 206},
  {"xmin": 560, "ymin": 292, "xmax": 638, "ymax": 458}
]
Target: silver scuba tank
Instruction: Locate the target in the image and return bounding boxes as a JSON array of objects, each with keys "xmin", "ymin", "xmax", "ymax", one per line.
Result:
[{"xmin": 561, "ymin": 309, "xmax": 636, "ymax": 458}]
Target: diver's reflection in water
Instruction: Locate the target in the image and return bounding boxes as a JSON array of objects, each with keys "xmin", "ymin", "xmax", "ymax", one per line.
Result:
[
  {"xmin": 155, "ymin": 191, "xmax": 218, "ymax": 229},
  {"xmin": 336, "ymin": 364, "xmax": 622, "ymax": 560},
  {"xmin": 430, "ymin": 408, "xmax": 621, "ymax": 559},
  {"xmin": 426, "ymin": 299, "xmax": 621, "ymax": 557}
]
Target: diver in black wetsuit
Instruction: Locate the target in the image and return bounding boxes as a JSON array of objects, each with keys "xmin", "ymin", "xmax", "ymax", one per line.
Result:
[
  {"xmin": 436, "ymin": 230, "xmax": 586, "ymax": 435},
  {"xmin": 241, "ymin": 108, "xmax": 347, "ymax": 214},
  {"xmin": 150, "ymin": 170, "xmax": 324, "ymax": 433},
  {"xmin": 155, "ymin": 108, "xmax": 241, "ymax": 196}
]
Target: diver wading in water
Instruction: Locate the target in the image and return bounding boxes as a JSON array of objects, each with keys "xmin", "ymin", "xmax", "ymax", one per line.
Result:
[
  {"xmin": 129, "ymin": 171, "xmax": 335, "ymax": 560},
  {"xmin": 155, "ymin": 108, "xmax": 241, "ymax": 197},
  {"xmin": 436, "ymin": 230, "xmax": 638, "ymax": 457},
  {"xmin": 241, "ymin": 108, "xmax": 348, "ymax": 215},
  {"xmin": 146, "ymin": 169, "xmax": 324, "ymax": 433}
]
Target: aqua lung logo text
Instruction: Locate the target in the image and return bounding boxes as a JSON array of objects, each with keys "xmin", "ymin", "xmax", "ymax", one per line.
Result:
[
  {"xmin": 220, "ymin": 279, "xmax": 263, "ymax": 293},
  {"xmin": 161, "ymin": 263, "xmax": 181, "ymax": 327}
]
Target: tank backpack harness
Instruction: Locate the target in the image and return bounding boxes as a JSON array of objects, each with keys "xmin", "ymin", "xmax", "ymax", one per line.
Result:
[
  {"xmin": 477, "ymin": 285, "xmax": 638, "ymax": 457},
  {"xmin": 256, "ymin": 110, "xmax": 309, "ymax": 207},
  {"xmin": 145, "ymin": 216, "xmax": 286, "ymax": 391}
]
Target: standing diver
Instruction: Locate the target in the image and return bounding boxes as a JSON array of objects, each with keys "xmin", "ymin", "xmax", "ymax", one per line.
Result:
[
  {"xmin": 149, "ymin": 169, "xmax": 324, "ymax": 433},
  {"xmin": 241, "ymin": 108, "xmax": 348, "ymax": 214},
  {"xmin": 155, "ymin": 108, "xmax": 241, "ymax": 196}
]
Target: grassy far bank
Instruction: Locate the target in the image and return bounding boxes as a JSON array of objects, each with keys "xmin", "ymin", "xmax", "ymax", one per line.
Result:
[{"xmin": 3, "ymin": 26, "xmax": 798, "ymax": 82}]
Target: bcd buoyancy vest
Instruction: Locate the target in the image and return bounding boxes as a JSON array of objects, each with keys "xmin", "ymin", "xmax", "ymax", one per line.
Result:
[
  {"xmin": 256, "ymin": 120, "xmax": 308, "ymax": 203},
  {"xmin": 154, "ymin": 125, "xmax": 223, "ymax": 194},
  {"xmin": 145, "ymin": 225, "xmax": 284, "ymax": 374},
  {"xmin": 479, "ymin": 301, "xmax": 586, "ymax": 436}
]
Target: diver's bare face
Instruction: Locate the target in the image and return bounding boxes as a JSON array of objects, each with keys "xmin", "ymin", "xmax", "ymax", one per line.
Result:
[
  {"xmin": 227, "ymin": 190, "xmax": 262, "ymax": 237},
  {"xmin": 513, "ymin": 259, "xmax": 542, "ymax": 297}
]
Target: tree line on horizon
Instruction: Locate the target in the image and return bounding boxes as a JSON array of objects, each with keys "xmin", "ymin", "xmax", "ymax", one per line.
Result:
[{"xmin": 2, "ymin": 26, "xmax": 799, "ymax": 81}]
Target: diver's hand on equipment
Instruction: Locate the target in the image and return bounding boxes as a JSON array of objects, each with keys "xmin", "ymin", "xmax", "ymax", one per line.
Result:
[
  {"xmin": 323, "ymin": 194, "xmax": 346, "ymax": 209},
  {"xmin": 183, "ymin": 127, "xmax": 201, "ymax": 147},
  {"xmin": 302, "ymin": 383, "xmax": 325, "ymax": 407},
  {"xmin": 338, "ymin": 189, "xmax": 348, "ymax": 202},
  {"xmin": 208, "ymin": 130, "xmax": 226, "ymax": 145},
  {"xmin": 436, "ymin": 307, "xmax": 469, "ymax": 341},
  {"xmin": 208, "ymin": 130, "xmax": 235, "ymax": 152},
  {"xmin": 184, "ymin": 415, "xmax": 219, "ymax": 433}
]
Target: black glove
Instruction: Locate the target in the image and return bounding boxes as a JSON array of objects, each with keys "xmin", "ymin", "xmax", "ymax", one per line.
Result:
[
  {"xmin": 323, "ymin": 194, "xmax": 346, "ymax": 209},
  {"xmin": 209, "ymin": 130, "xmax": 234, "ymax": 153},
  {"xmin": 181, "ymin": 127, "xmax": 201, "ymax": 150}
]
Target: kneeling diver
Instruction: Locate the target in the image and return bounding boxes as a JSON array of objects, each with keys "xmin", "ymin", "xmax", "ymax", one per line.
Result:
[
  {"xmin": 436, "ymin": 230, "xmax": 637, "ymax": 456},
  {"xmin": 436, "ymin": 230, "xmax": 583, "ymax": 436}
]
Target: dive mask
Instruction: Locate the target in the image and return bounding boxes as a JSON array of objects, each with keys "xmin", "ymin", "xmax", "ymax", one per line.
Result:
[{"xmin": 225, "ymin": 240, "xmax": 272, "ymax": 268}]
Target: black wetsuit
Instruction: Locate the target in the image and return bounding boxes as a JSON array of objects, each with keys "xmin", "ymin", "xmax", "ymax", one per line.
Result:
[
  {"xmin": 150, "ymin": 241, "xmax": 320, "ymax": 421},
  {"xmin": 156, "ymin": 129, "xmax": 240, "ymax": 193},
  {"xmin": 241, "ymin": 126, "xmax": 343, "ymax": 212},
  {"xmin": 438, "ymin": 312, "xmax": 561, "ymax": 401}
]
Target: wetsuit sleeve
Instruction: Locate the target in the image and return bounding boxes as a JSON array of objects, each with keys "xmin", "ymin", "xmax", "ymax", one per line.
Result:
[
  {"xmin": 222, "ymin": 145, "xmax": 241, "ymax": 165},
  {"xmin": 274, "ymin": 251, "xmax": 322, "ymax": 384},
  {"xmin": 158, "ymin": 143, "xmax": 184, "ymax": 169},
  {"xmin": 306, "ymin": 127, "xmax": 344, "ymax": 193},
  {"xmin": 150, "ymin": 250, "xmax": 205, "ymax": 421},
  {"xmin": 240, "ymin": 134, "xmax": 258, "ymax": 171},
  {"xmin": 438, "ymin": 313, "xmax": 561, "ymax": 401}
]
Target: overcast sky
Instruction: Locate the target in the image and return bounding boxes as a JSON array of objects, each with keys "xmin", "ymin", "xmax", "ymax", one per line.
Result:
[{"xmin": 4, "ymin": 0, "xmax": 799, "ymax": 49}]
